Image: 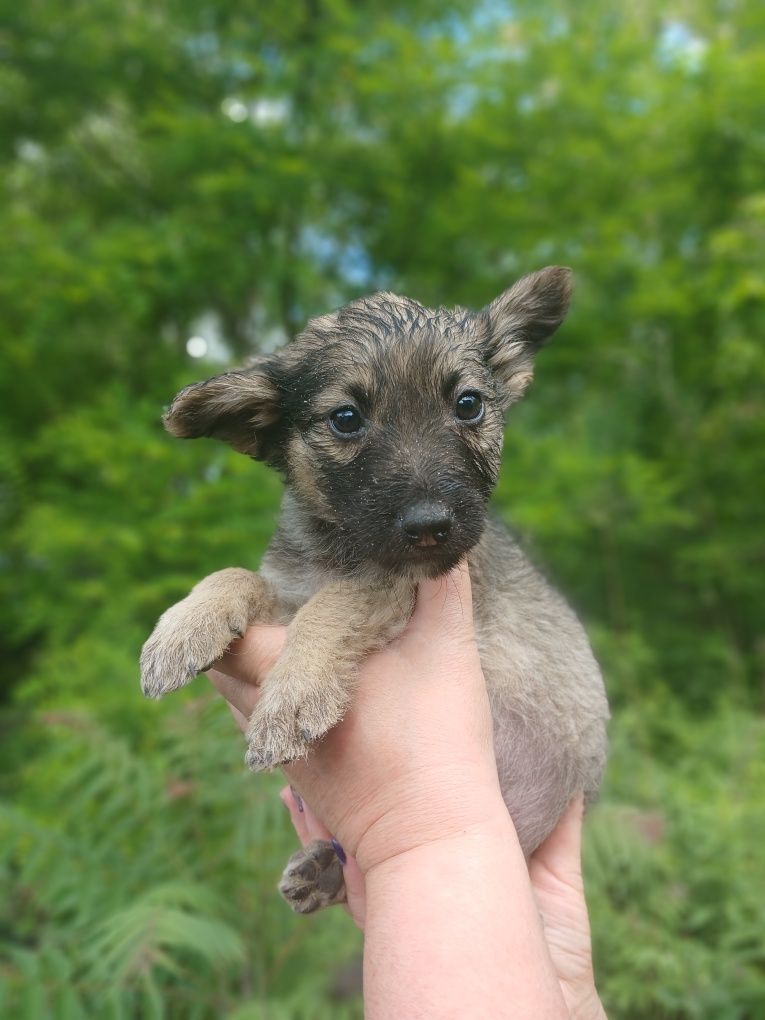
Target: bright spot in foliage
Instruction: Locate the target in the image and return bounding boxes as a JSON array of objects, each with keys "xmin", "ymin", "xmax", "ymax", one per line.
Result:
[
  {"xmin": 186, "ymin": 336, "xmax": 208, "ymax": 358},
  {"xmin": 221, "ymin": 97, "xmax": 248, "ymax": 122},
  {"xmin": 220, "ymin": 96, "xmax": 288, "ymax": 127},
  {"xmin": 250, "ymin": 98, "xmax": 289, "ymax": 126}
]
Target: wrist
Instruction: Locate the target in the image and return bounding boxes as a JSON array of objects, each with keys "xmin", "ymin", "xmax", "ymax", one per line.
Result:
[
  {"xmin": 353, "ymin": 777, "xmax": 514, "ymax": 876},
  {"xmin": 361, "ymin": 801, "xmax": 569, "ymax": 1019}
]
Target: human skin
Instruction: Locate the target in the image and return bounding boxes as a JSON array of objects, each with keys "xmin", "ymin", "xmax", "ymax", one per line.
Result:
[{"xmin": 208, "ymin": 563, "xmax": 606, "ymax": 1019}]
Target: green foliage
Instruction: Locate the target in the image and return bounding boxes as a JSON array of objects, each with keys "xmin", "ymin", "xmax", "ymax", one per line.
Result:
[
  {"xmin": 590, "ymin": 704, "xmax": 765, "ymax": 1018},
  {"xmin": 1, "ymin": 0, "xmax": 763, "ymax": 1016},
  {"xmin": 0, "ymin": 703, "xmax": 362, "ymax": 1018}
]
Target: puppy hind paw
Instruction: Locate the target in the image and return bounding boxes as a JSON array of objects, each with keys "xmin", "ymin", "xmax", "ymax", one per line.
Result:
[{"xmin": 278, "ymin": 839, "xmax": 346, "ymax": 914}]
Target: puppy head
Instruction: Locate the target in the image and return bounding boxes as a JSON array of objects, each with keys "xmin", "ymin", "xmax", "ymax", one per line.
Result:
[{"xmin": 166, "ymin": 266, "xmax": 572, "ymax": 575}]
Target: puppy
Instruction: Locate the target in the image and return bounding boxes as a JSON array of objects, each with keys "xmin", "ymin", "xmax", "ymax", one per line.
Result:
[{"xmin": 141, "ymin": 266, "xmax": 609, "ymax": 913}]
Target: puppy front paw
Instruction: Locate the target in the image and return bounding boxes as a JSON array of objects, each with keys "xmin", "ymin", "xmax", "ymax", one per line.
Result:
[
  {"xmin": 278, "ymin": 839, "xmax": 346, "ymax": 914},
  {"xmin": 244, "ymin": 662, "xmax": 349, "ymax": 770},
  {"xmin": 140, "ymin": 599, "xmax": 248, "ymax": 699}
]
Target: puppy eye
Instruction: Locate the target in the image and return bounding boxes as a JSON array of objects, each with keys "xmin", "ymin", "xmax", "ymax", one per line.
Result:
[
  {"xmin": 455, "ymin": 391, "xmax": 484, "ymax": 423},
  {"xmin": 329, "ymin": 406, "xmax": 364, "ymax": 436}
]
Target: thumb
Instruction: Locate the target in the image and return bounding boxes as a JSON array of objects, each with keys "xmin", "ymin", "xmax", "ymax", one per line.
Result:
[
  {"xmin": 409, "ymin": 559, "xmax": 474, "ymax": 639},
  {"xmin": 206, "ymin": 624, "xmax": 287, "ymax": 720},
  {"xmin": 530, "ymin": 794, "xmax": 585, "ymax": 886},
  {"xmin": 214, "ymin": 623, "xmax": 287, "ymax": 683}
]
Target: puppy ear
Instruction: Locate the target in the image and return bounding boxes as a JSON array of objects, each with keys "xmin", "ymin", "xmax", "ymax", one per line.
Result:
[
  {"xmin": 163, "ymin": 361, "xmax": 281, "ymax": 458},
  {"xmin": 483, "ymin": 266, "xmax": 573, "ymax": 404}
]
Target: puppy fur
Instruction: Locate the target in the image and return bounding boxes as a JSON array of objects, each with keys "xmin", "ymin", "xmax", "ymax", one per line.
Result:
[{"xmin": 140, "ymin": 266, "xmax": 609, "ymax": 913}]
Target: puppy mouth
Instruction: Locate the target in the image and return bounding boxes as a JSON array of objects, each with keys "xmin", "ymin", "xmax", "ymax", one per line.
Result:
[
  {"xmin": 415, "ymin": 546, "xmax": 461, "ymax": 570},
  {"xmin": 403, "ymin": 543, "xmax": 466, "ymax": 578},
  {"xmin": 373, "ymin": 535, "xmax": 467, "ymax": 577},
  {"xmin": 402, "ymin": 539, "xmax": 453, "ymax": 557}
]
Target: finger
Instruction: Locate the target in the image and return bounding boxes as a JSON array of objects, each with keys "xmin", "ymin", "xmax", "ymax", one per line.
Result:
[
  {"xmin": 531, "ymin": 794, "xmax": 585, "ymax": 878},
  {"xmin": 302, "ymin": 800, "xmax": 333, "ymax": 842},
  {"xmin": 227, "ymin": 702, "xmax": 250, "ymax": 734},
  {"xmin": 295, "ymin": 804, "xmax": 366, "ymax": 929},
  {"xmin": 214, "ymin": 624, "xmax": 287, "ymax": 684},
  {"xmin": 342, "ymin": 853, "xmax": 367, "ymax": 930},
  {"xmin": 409, "ymin": 558, "xmax": 474, "ymax": 636},
  {"xmin": 207, "ymin": 668, "xmax": 259, "ymax": 718},
  {"xmin": 280, "ymin": 785, "xmax": 311, "ymax": 846},
  {"xmin": 280, "ymin": 785, "xmax": 365, "ymax": 928},
  {"xmin": 279, "ymin": 785, "xmax": 337, "ymax": 858}
]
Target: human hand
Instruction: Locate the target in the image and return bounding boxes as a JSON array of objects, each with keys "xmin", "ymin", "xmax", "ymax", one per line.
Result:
[
  {"xmin": 207, "ymin": 562, "xmax": 506, "ymax": 877},
  {"xmin": 210, "ymin": 561, "xmax": 502, "ymax": 930},
  {"xmin": 278, "ymin": 787, "xmax": 606, "ymax": 1018},
  {"xmin": 209, "ymin": 563, "xmax": 606, "ymax": 1017},
  {"xmin": 208, "ymin": 563, "xmax": 503, "ymax": 930},
  {"xmin": 530, "ymin": 796, "xmax": 607, "ymax": 1020}
]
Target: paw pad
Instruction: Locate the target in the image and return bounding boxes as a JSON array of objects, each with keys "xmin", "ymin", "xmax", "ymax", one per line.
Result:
[{"xmin": 278, "ymin": 839, "xmax": 346, "ymax": 914}]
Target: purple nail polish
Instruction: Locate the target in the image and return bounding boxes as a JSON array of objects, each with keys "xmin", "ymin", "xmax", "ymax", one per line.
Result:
[
  {"xmin": 290, "ymin": 785, "xmax": 304, "ymax": 813},
  {"xmin": 331, "ymin": 838, "xmax": 346, "ymax": 865}
]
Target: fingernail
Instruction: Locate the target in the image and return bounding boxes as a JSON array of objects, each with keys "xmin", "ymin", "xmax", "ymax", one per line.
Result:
[
  {"xmin": 290, "ymin": 785, "xmax": 304, "ymax": 813},
  {"xmin": 331, "ymin": 838, "xmax": 346, "ymax": 865}
]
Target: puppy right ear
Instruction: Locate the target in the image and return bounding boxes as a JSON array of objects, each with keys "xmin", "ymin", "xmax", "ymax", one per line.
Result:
[{"xmin": 164, "ymin": 361, "xmax": 281, "ymax": 459}]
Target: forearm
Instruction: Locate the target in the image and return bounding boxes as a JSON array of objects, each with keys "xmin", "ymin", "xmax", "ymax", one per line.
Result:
[{"xmin": 362, "ymin": 810, "xmax": 569, "ymax": 1020}]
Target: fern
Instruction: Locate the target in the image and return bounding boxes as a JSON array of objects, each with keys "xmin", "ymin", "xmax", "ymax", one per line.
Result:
[{"xmin": 0, "ymin": 699, "xmax": 362, "ymax": 1018}]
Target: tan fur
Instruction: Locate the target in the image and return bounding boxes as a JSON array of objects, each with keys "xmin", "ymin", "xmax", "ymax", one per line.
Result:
[
  {"xmin": 244, "ymin": 573, "xmax": 414, "ymax": 768},
  {"xmin": 286, "ymin": 436, "xmax": 336, "ymax": 518},
  {"xmin": 140, "ymin": 569, "xmax": 277, "ymax": 698}
]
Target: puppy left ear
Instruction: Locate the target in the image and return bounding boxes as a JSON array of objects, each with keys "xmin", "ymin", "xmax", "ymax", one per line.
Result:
[
  {"xmin": 163, "ymin": 359, "xmax": 281, "ymax": 459},
  {"xmin": 483, "ymin": 266, "xmax": 573, "ymax": 404}
]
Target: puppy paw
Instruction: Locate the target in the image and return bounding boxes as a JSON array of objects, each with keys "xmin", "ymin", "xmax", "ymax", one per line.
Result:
[
  {"xmin": 278, "ymin": 839, "xmax": 346, "ymax": 914},
  {"xmin": 140, "ymin": 599, "xmax": 248, "ymax": 699},
  {"xmin": 244, "ymin": 662, "xmax": 349, "ymax": 770}
]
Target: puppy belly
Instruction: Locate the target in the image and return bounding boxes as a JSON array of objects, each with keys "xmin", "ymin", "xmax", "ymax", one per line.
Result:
[{"xmin": 489, "ymin": 694, "xmax": 608, "ymax": 857}]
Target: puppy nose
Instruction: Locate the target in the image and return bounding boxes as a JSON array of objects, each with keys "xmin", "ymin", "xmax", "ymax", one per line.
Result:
[{"xmin": 401, "ymin": 502, "xmax": 453, "ymax": 546}]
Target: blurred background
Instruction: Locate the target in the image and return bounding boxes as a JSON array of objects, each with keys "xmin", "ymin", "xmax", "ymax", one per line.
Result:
[{"xmin": 1, "ymin": 1, "xmax": 764, "ymax": 1017}]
